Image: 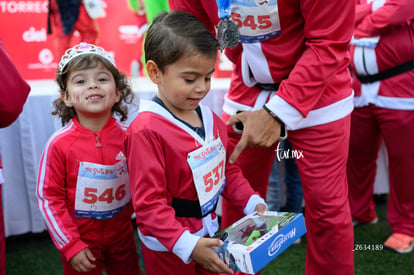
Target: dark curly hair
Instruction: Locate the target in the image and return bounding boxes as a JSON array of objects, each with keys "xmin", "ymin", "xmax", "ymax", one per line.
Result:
[{"xmin": 53, "ymin": 54, "xmax": 135, "ymax": 126}]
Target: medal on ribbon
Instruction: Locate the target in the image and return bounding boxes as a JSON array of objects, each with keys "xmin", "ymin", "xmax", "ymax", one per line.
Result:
[{"xmin": 216, "ymin": 0, "xmax": 240, "ymax": 51}]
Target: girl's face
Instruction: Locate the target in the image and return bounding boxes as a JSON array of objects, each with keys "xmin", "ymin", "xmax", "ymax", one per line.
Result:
[
  {"xmin": 63, "ymin": 63, "xmax": 120, "ymax": 122},
  {"xmin": 149, "ymin": 53, "xmax": 216, "ymax": 117}
]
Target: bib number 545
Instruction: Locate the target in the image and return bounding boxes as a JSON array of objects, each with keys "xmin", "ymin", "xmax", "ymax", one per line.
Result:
[{"xmin": 231, "ymin": 13, "xmax": 272, "ymax": 30}]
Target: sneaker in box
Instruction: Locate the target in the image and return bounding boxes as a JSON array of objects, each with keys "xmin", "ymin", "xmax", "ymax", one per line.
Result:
[{"xmin": 213, "ymin": 211, "xmax": 306, "ymax": 274}]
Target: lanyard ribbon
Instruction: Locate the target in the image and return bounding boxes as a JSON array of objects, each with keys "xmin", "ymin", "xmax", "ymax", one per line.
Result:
[{"xmin": 216, "ymin": 0, "xmax": 231, "ymax": 19}]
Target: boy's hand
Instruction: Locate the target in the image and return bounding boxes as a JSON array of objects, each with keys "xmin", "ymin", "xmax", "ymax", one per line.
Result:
[
  {"xmin": 70, "ymin": 248, "xmax": 96, "ymax": 272},
  {"xmin": 255, "ymin": 203, "xmax": 267, "ymax": 216},
  {"xmin": 191, "ymin": 238, "xmax": 234, "ymax": 274}
]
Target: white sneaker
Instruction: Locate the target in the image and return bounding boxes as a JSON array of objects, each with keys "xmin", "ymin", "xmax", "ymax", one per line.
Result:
[{"xmin": 352, "ymin": 217, "xmax": 378, "ymax": 227}]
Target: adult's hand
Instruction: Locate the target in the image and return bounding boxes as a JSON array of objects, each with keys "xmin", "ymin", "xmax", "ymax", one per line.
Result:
[{"xmin": 226, "ymin": 109, "xmax": 281, "ymax": 163}]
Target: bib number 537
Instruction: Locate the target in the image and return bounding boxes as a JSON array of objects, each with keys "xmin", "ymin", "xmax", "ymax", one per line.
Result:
[{"xmin": 203, "ymin": 160, "xmax": 224, "ymax": 192}]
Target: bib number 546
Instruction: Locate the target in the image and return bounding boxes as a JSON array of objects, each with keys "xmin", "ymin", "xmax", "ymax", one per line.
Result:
[{"xmin": 83, "ymin": 184, "xmax": 127, "ymax": 204}]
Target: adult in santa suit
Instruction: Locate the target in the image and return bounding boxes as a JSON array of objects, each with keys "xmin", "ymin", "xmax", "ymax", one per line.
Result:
[
  {"xmin": 169, "ymin": 0, "xmax": 355, "ymax": 274},
  {"xmin": 347, "ymin": 0, "xmax": 414, "ymax": 253},
  {"xmin": 0, "ymin": 40, "xmax": 31, "ymax": 275}
]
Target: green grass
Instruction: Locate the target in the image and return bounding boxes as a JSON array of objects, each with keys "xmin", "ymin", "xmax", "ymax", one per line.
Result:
[
  {"xmin": 6, "ymin": 200, "xmax": 414, "ymax": 274},
  {"xmin": 261, "ymin": 198, "xmax": 414, "ymax": 275}
]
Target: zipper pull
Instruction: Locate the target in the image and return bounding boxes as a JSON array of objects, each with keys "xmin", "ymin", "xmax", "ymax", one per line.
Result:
[{"xmin": 95, "ymin": 134, "xmax": 102, "ymax": 148}]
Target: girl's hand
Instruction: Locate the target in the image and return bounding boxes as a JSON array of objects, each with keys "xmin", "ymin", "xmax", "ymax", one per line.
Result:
[
  {"xmin": 70, "ymin": 248, "xmax": 96, "ymax": 272},
  {"xmin": 191, "ymin": 238, "xmax": 234, "ymax": 274},
  {"xmin": 255, "ymin": 203, "xmax": 268, "ymax": 216}
]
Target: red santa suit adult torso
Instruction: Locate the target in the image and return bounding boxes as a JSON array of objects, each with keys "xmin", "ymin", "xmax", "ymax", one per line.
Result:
[
  {"xmin": 170, "ymin": 0, "xmax": 354, "ymax": 129},
  {"xmin": 350, "ymin": 0, "xmax": 414, "ymax": 108},
  {"xmin": 0, "ymin": 40, "xmax": 30, "ymax": 128}
]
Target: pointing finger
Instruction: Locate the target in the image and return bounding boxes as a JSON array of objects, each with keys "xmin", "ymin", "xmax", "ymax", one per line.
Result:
[{"xmin": 229, "ymin": 133, "xmax": 248, "ymax": 163}]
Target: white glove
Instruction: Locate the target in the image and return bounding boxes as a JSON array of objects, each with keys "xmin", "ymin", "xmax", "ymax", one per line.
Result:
[{"xmin": 83, "ymin": 0, "xmax": 107, "ymax": 19}]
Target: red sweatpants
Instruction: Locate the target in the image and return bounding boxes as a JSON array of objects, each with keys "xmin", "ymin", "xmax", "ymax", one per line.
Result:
[
  {"xmin": 347, "ymin": 105, "xmax": 414, "ymax": 236},
  {"xmin": 60, "ymin": 233, "xmax": 141, "ymax": 275},
  {"xmin": 221, "ymin": 113, "xmax": 354, "ymax": 275},
  {"xmin": 50, "ymin": 0, "xmax": 99, "ymax": 60}
]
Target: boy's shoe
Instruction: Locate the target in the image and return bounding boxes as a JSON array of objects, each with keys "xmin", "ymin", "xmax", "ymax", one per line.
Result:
[
  {"xmin": 352, "ymin": 217, "xmax": 378, "ymax": 227},
  {"xmin": 384, "ymin": 233, "xmax": 414, "ymax": 254}
]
